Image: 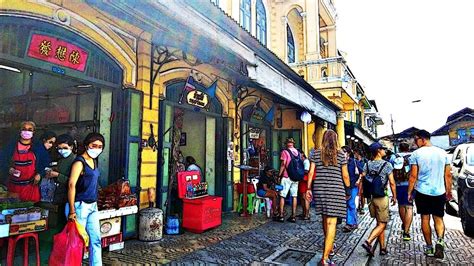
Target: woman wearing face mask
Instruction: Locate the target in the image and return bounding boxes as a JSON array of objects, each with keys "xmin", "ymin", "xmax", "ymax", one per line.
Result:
[
  {"xmin": 46, "ymin": 134, "xmax": 76, "ymax": 205},
  {"xmin": 66, "ymin": 132, "xmax": 104, "ymax": 266},
  {"xmin": 0, "ymin": 121, "xmax": 42, "ymax": 202},
  {"xmin": 34, "ymin": 131, "xmax": 57, "ymax": 181}
]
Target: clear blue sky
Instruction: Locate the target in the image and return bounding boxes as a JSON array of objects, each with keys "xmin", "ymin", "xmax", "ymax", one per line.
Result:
[{"xmin": 336, "ymin": 0, "xmax": 474, "ymax": 136}]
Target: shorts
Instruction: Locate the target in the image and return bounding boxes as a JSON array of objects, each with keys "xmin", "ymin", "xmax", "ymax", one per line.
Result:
[
  {"xmin": 298, "ymin": 180, "xmax": 308, "ymax": 194},
  {"xmin": 369, "ymin": 196, "xmax": 389, "ymax": 223},
  {"xmin": 280, "ymin": 177, "xmax": 298, "ymax": 198},
  {"xmin": 257, "ymin": 189, "xmax": 266, "ymax": 197},
  {"xmin": 396, "ymin": 185, "xmax": 414, "ymax": 206},
  {"xmin": 414, "ymin": 190, "xmax": 445, "ymax": 217}
]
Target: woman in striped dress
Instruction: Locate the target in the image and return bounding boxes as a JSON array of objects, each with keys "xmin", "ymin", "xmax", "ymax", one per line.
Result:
[{"xmin": 306, "ymin": 129, "xmax": 350, "ymax": 265}]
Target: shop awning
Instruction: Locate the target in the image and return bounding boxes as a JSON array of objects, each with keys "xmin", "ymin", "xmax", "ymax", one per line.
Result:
[
  {"xmin": 87, "ymin": 0, "xmax": 339, "ymax": 124},
  {"xmin": 354, "ymin": 127, "xmax": 374, "ymax": 146},
  {"xmin": 248, "ymin": 57, "xmax": 337, "ymax": 124}
]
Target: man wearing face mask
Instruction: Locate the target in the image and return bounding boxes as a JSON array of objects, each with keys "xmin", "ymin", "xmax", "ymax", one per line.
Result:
[{"xmin": 0, "ymin": 121, "xmax": 41, "ymax": 202}]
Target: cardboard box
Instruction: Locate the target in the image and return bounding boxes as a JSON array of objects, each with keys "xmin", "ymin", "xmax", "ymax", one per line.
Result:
[
  {"xmin": 99, "ymin": 217, "xmax": 121, "ymax": 238},
  {"xmin": 9, "ymin": 219, "xmax": 47, "ymax": 236},
  {"xmin": 109, "ymin": 242, "xmax": 124, "ymax": 251},
  {"xmin": 101, "ymin": 233, "xmax": 122, "ymax": 247}
]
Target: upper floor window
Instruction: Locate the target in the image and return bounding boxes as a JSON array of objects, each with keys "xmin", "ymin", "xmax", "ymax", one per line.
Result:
[
  {"xmin": 210, "ymin": 0, "xmax": 219, "ymax": 6},
  {"xmin": 320, "ymin": 37, "xmax": 326, "ymax": 57},
  {"xmin": 256, "ymin": 0, "xmax": 267, "ymax": 45},
  {"xmin": 458, "ymin": 128, "xmax": 467, "ymax": 141},
  {"xmin": 287, "ymin": 25, "xmax": 295, "ymax": 63},
  {"xmin": 240, "ymin": 0, "xmax": 251, "ymax": 32}
]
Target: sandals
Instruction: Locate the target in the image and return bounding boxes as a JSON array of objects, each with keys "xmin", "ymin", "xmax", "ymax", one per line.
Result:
[
  {"xmin": 379, "ymin": 248, "xmax": 388, "ymax": 256},
  {"xmin": 362, "ymin": 240, "xmax": 374, "ymax": 256},
  {"xmin": 287, "ymin": 216, "xmax": 296, "ymax": 223}
]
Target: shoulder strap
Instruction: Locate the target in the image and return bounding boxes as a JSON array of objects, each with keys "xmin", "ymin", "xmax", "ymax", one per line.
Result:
[
  {"xmin": 377, "ymin": 161, "xmax": 388, "ymax": 176},
  {"xmin": 286, "ymin": 149, "xmax": 299, "ymax": 160}
]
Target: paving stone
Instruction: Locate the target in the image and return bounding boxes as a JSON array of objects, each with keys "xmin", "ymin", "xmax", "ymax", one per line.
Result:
[{"xmin": 102, "ymin": 204, "xmax": 474, "ymax": 265}]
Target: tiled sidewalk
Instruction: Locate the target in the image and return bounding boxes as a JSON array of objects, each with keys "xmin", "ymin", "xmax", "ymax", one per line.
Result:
[{"xmin": 102, "ymin": 205, "xmax": 474, "ymax": 265}]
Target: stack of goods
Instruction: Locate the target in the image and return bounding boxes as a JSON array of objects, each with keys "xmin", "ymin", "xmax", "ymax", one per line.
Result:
[
  {"xmin": 185, "ymin": 182, "xmax": 208, "ymax": 199},
  {"xmin": 97, "ymin": 179, "xmax": 137, "ymax": 211},
  {"xmin": 1, "ymin": 206, "xmax": 45, "ymax": 224}
]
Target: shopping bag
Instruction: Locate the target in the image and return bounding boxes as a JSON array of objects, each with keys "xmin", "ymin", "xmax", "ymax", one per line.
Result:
[
  {"xmin": 49, "ymin": 220, "xmax": 86, "ymax": 266},
  {"xmin": 40, "ymin": 177, "xmax": 56, "ymax": 202},
  {"xmin": 75, "ymin": 220, "xmax": 89, "ymax": 247}
]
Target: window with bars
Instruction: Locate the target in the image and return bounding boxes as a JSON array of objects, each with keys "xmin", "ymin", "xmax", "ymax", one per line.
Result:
[
  {"xmin": 287, "ymin": 25, "xmax": 295, "ymax": 63},
  {"xmin": 256, "ymin": 0, "xmax": 267, "ymax": 45},
  {"xmin": 240, "ymin": 0, "xmax": 251, "ymax": 32}
]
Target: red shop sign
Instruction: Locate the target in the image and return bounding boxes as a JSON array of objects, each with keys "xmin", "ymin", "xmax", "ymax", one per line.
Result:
[{"xmin": 27, "ymin": 34, "xmax": 89, "ymax": 72}]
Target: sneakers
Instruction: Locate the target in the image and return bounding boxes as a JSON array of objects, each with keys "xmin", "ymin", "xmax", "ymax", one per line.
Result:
[
  {"xmin": 343, "ymin": 224, "xmax": 358, "ymax": 232},
  {"xmin": 319, "ymin": 258, "xmax": 335, "ymax": 266},
  {"xmin": 402, "ymin": 232, "xmax": 411, "ymax": 241},
  {"xmin": 342, "ymin": 225, "xmax": 353, "ymax": 232},
  {"xmin": 424, "ymin": 245, "xmax": 434, "ymax": 257},
  {"xmin": 329, "ymin": 244, "xmax": 337, "ymax": 257},
  {"xmin": 434, "ymin": 239, "xmax": 445, "ymax": 259}
]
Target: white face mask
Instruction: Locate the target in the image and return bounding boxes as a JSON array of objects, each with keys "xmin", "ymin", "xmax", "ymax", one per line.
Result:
[
  {"xmin": 58, "ymin": 149, "xmax": 72, "ymax": 158},
  {"xmin": 86, "ymin": 148, "xmax": 102, "ymax": 159}
]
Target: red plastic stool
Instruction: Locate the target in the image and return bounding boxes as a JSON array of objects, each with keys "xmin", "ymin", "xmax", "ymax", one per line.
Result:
[{"xmin": 7, "ymin": 232, "xmax": 40, "ymax": 266}]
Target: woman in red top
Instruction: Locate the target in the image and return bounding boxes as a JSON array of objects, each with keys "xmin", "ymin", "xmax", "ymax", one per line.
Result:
[{"xmin": 7, "ymin": 121, "xmax": 41, "ymax": 202}]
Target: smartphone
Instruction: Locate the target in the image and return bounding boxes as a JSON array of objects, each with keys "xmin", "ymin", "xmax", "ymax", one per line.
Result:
[{"xmin": 12, "ymin": 169, "xmax": 21, "ymax": 178}]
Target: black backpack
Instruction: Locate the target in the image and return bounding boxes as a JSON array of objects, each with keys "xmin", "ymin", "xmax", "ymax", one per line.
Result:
[
  {"xmin": 285, "ymin": 149, "xmax": 305, "ymax": 182},
  {"xmin": 363, "ymin": 161, "xmax": 388, "ymax": 198}
]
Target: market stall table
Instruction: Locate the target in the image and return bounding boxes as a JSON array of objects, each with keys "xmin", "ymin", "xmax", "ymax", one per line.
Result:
[{"xmin": 233, "ymin": 165, "xmax": 257, "ymax": 217}]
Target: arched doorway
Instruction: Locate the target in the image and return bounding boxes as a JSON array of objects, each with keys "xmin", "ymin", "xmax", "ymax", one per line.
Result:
[{"xmin": 158, "ymin": 79, "xmax": 228, "ymax": 213}]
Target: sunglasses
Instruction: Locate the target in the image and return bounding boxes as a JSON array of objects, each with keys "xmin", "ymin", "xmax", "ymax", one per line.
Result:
[
  {"xmin": 21, "ymin": 128, "xmax": 34, "ymax": 132},
  {"xmin": 46, "ymin": 140, "xmax": 55, "ymax": 144}
]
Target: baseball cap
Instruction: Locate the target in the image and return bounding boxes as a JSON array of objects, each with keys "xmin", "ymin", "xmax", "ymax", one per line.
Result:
[
  {"xmin": 392, "ymin": 156, "xmax": 404, "ymax": 169},
  {"xmin": 369, "ymin": 142, "xmax": 387, "ymax": 152}
]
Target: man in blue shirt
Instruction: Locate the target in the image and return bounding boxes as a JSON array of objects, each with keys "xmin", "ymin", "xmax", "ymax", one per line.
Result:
[{"xmin": 408, "ymin": 130, "xmax": 452, "ymax": 259}]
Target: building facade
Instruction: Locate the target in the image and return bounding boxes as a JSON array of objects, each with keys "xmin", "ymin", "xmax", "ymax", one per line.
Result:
[
  {"xmin": 432, "ymin": 107, "xmax": 474, "ymax": 147},
  {"xmin": 0, "ymin": 0, "xmax": 343, "ymax": 241},
  {"xmin": 212, "ymin": 0, "xmax": 383, "ymax": 149}
]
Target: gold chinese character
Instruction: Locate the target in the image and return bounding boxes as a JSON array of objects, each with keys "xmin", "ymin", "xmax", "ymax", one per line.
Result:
[
  {"xmin": 55, "ymin": 45, "xmax": 67, "ymax": 61},
  {"xmin": 68, "ymin": 50, "xmax": 81, "ymax": 65},
  {"xmin": 39, "ymin": 40, "xmax": 52, "ymax": 56}
]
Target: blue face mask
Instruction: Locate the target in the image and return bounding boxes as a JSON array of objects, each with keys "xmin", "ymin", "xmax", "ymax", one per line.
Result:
[{"xmin": 58, "ymin": 149, "xmax": 72, "ymax": 158}]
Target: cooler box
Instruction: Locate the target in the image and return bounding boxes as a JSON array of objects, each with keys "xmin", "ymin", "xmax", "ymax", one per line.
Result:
[
  {"xmin": 177, "ymin": 171, "xmax": 201, "ymax": 199},
  {"xmin": 182, "ymin": 196, "xmax": 222, "ymax": 233}
]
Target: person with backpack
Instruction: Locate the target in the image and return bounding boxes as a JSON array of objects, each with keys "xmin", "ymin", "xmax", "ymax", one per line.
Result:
[
  {"xmin": 361, "ymin": 142, "xmax": 397, "ymax": 256},
  {"xmin": 276, "ymin": 137, "xmax": 305, "ymax": 223},
  {"xmin": 390, "ymin": 142, "xmax": 413, "ymax": 241},
  {"xmin": 306, "ymin": 130, "xmax": 350, "ymax": 265},
  {"xmin": 355, "ymin": 149, "xmax": 368, "ymax": 214}
]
